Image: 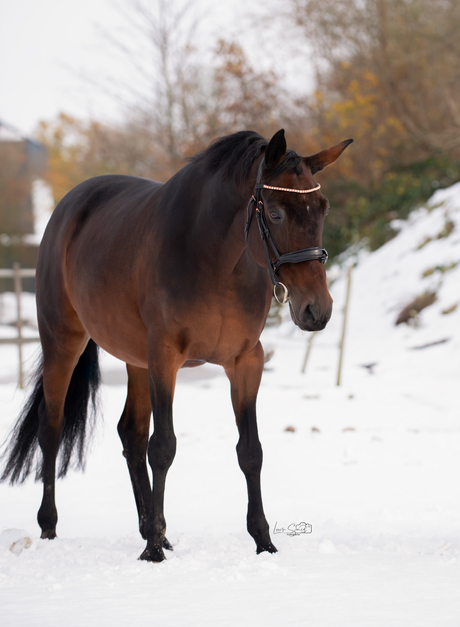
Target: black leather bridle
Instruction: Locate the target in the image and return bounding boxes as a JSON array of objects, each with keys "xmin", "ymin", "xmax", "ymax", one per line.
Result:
[{"xmin": 244, "ymin": 159, "xmax": 328, "ymax": 304}]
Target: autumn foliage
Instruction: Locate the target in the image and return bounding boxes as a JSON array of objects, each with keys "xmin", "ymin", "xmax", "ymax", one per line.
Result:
[{"xmin": 35, "ymin": 0, "xmax": 460, "ymax": 261}]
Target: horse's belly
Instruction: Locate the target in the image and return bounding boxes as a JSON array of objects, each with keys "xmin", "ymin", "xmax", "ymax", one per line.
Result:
[
  {"xmin": 67, "ymin": 261, "xmax": 268, "ymax": 370},
  {"xmin": 182, "ymin": 314, "xmax": 265, "ymax": 367},
  {"xmin": 71, "ymin": 298, "xmax": 150, "ymax": 368},
  {"xmin": 181, "ymin": 360, "xmax": 206, "ymax": 368}
]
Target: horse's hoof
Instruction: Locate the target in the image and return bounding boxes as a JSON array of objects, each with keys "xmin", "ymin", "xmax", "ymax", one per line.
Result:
[
  {"xmin": 139, "ymin": 545, "xmax": 166, "ymax": 562},
  {"xmin": 40, "ymin": 529, "xmax": 57, "ymax": 540},
  {"xmin": 163, "ymin": 537, "xmax": 174, "ymax": 551},
  {"xmin": 256, "ymin": 542, "xmax": 278, "ymax": 554}
]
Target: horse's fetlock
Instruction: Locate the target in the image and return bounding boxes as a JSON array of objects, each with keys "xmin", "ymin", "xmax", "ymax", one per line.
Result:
[
  {"xmin": 144, "ymin": 513, "xmax": 166, "ymax": 539},
  {"xmin": 37, "ymin": 504, "xmax": 58, "ymax": 536}
]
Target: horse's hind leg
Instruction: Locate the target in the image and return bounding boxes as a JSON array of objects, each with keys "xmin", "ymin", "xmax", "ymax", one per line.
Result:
[
  {"xmin": 37, "ymin": 331, "xmax": 87, "ymax": 538},
  {"xmin": 117, "ymin": 364, "xmax": 173, "ymax": 550},
  {"xmin": 139, "ymin": 344, "xmax": 179, "ymax": 562},
  {"xmin": 225, "ymin": 341, "xmax": 277, "ymax": 554}
]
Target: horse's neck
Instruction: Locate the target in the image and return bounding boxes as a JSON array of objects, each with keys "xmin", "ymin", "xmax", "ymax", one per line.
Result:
[
  {"xmin": 195, "ymin": 179, "xmax": 255, "ymax": 277},
  {"xmin": 156, "ymin": 162, "xmax": 261, "ymax": 284}
]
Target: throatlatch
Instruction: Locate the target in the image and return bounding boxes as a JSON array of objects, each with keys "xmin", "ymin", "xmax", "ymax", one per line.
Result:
[{"xmin": 245, "ymin": 159, "xmax": 328, "ymax": 304}]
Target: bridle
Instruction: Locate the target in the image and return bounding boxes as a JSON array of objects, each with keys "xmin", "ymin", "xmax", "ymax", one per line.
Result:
[{"xmin": 245, "ymin": 159, "xmax": 328, "ymax": 304}]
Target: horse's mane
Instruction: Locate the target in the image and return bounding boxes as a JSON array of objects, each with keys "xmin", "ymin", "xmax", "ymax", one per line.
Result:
[
  {"xmin": 190, "ymin": 130, "xmax": 302, "ymax": 183},
  {"xmin": 191, "ymin": 131, "xmax": 266, "ymax": 181}
]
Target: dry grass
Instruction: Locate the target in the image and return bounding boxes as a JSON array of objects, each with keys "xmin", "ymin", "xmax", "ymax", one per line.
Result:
[
  {"xmin": 416, "ymin": 218, "xmax": 455, "ymax": 250},
  {"xmin": 395, "ymin": 291, "xmax": 437, "ymax": 325},
  {"xmin": 437, "ymin": 219, "xmax": 455, "ymax": 239},
  {"xmin": 416, "ymin": 236, "xmax": 433, "ymax": 250},
  {"xmin": 442, "ymin": 302, "xmax": 459, "ymax": 315},
  {"xmin": 422, "ymin": 261, "xmax": 459, "ymax": 278}
]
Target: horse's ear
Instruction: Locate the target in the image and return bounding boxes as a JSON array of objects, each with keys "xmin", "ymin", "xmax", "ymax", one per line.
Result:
[
  {"xmin": 306, "ymin": 139, "xmax": 353, "ymax": 174},
  {"xmin": 265, "ymin": 129, "xmax": 287, "ymax": 168}
]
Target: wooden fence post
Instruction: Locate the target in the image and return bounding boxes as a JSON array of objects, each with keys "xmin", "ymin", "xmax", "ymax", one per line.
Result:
[
  {"xmin": 13, "ymin": 262, "xmax": 24, "ymax": 388},
  {"xmin": 336, "ymin": 265, "xmax": 353, "ymax": 386},
  {"xmin": 301, "ymin": 331, "xmax": 317, "ymax": 374}
]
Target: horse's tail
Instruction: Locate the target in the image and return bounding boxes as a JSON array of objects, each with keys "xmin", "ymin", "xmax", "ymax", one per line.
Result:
[{"xmin": 0, "ymin": 339, "xmax": 101, "ymax": 484}]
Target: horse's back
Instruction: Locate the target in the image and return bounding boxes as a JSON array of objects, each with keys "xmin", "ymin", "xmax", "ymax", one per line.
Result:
[
  {"xmin": 35, "ymin": 175, "xmax": 163, "ymax": 363},
  {"xmin": 39, "ymin": 174, "xmax": 162, "ymax": 264},
  {"xmin": 48, "ymin": 175, "xmax": 162, "ymax": 232}
]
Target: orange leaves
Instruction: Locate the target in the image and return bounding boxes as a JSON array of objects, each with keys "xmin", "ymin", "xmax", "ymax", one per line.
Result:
[{"xmin": 37, "ymin": 114, "xmax": 153, "ymax": 205}]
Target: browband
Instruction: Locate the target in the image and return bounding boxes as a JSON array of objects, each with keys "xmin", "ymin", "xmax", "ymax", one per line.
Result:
[{"xmin": 256, "ymin": 183, "xmax": 321, "ymax": 194}]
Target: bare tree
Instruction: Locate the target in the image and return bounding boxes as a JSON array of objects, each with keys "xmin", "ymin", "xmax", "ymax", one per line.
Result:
[
  {"xmin": 95, "ymin": 0, "xmax": 207, "ymax": 173},
  {"xmin": 85, "ymin": 0, "xmax": 289, "ymax": 178},
  {"xmin": 39, "ymin": 1, "xmax": 289, "ymax": 201},
  {"xmin": 284, "ymin": 0, "xmax": 460, "ymax": 154}
]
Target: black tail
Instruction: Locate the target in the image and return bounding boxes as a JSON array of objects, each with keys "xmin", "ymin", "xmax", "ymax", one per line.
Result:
[{"xmin": 0, "ymin": 339, "xmax": 101, "ymax": 484}]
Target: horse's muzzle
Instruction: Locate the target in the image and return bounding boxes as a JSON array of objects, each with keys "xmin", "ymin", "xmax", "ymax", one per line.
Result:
[{"xmin": 290, "ymin": 299, "xmax": 333, "ymax": 332}]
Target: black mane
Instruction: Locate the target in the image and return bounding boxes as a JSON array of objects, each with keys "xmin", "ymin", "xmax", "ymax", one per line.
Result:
[
  {"xmin": 191, "ymin": 131, "xmax": 266, "ymax": 182},
  {"xmin": 191, "ymin": 130, "xmax": 302, "ymax": 183}
]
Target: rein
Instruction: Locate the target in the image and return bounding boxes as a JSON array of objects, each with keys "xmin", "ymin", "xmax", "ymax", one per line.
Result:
[{"xmin": 244, "ymin": 160, "xmax": 328, "ymax": 304}]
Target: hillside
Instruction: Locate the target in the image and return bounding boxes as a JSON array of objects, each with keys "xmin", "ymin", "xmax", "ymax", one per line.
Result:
[{"xmin": 266, "ymin": 181, "xmax": 460, "ymax": 409}]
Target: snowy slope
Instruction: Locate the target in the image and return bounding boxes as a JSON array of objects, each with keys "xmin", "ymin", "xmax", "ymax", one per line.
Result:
[
  {"xmin": 0, "ymin": 184, "xmax": 459, "ymax": 626},
  {"xmin": 313, "ymin": 182, "xmax": 457, "ymax": 386},
  {"xmin": 328, "ymin": 181, "xmax": 460, "ymax": 380}
]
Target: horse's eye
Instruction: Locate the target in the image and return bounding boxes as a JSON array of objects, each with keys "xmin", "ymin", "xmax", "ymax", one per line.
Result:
[
  {"xmin": 269, "ymin": 211, "xmax": 282, "ymax": 221},
  {"xmin": 325, "ymin": 207, "xmax": 330, "ymax": 216}
]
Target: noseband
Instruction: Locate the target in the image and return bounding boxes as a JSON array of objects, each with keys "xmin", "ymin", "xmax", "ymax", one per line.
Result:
[{"xmin": 244, "ymin": 159, "xmax": 328, "ymax": 304}]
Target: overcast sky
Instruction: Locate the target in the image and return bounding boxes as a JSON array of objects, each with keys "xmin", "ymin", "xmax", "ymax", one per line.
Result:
[{"xmin": 1, "ymin": 0, "xmax": 265, "ymax": 136}]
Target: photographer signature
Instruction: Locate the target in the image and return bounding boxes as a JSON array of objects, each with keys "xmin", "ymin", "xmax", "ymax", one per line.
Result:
[{"xmin": 273, "ymin": 522, "xmax": 312, "ymax": 536}]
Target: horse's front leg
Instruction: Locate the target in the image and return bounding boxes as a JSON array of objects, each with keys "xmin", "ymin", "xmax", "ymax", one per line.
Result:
[
  {"xmin": 225, "ymin": 341, "xmax": 277, "ymax": 555},
  {"xmin": 117, "ymin": 364, "xmax": 172, "ymax": 550},
  {"xmin": 139, "ymin": 345, "xmax": 178, "ymax": 563}
]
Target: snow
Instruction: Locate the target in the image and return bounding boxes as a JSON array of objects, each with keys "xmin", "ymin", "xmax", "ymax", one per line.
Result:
[
  {"xmin": 1, "ymin": 185, "xmax": 460, "ymax": 625},
  {"xmin": 23, "ymin": 180, "xmax": 55, "ymax": 247}
]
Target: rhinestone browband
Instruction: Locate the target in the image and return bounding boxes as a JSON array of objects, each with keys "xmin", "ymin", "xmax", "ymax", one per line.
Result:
[{"xmin": 260, "ymin": 183, "xmax": 321, "ymax": 194}]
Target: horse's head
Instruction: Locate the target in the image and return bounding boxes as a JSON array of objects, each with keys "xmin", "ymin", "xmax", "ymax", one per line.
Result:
[{"xmin": 247, "ymin": 129, "xmax": 352, "ymax": 332}]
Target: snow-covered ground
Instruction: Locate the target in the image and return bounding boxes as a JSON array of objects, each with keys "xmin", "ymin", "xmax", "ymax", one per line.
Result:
[{"xmin": 1, "ymin": 184, "xmax": 459, "ymax": 626}]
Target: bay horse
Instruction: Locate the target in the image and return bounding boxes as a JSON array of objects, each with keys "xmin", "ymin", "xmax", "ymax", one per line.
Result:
[{"xmin": 1, "ymin": 129, "xmax": 352, "ymax": 561}]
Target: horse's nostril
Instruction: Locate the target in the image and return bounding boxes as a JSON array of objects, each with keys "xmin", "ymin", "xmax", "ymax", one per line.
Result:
[
  {"xmin": 304, "ymin": 304, "xmax": 315, "ymax": 322},
  {"xmin": 297, "ymin": 299, "xmax": 332, "ymax": 332}
]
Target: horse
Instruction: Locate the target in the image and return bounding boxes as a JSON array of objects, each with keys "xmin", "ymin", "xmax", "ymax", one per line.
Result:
[{"xmin": 1, "ymin": 129, "xmax": 352, "ymax": 562}]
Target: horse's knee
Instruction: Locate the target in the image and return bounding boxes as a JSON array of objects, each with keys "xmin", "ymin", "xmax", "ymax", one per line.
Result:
[
  {"xmin": 236, "ymin": 438, "xmax": 263, "ymax": 477},
  {"xmin": 148, "ymin": 432, "xmax": 176, "ymax": 473}
]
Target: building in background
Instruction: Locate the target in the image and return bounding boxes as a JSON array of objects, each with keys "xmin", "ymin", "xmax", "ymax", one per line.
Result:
[{"xmin": 0, "ymin": 120, "xmax": 50, "ymax": 288}]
